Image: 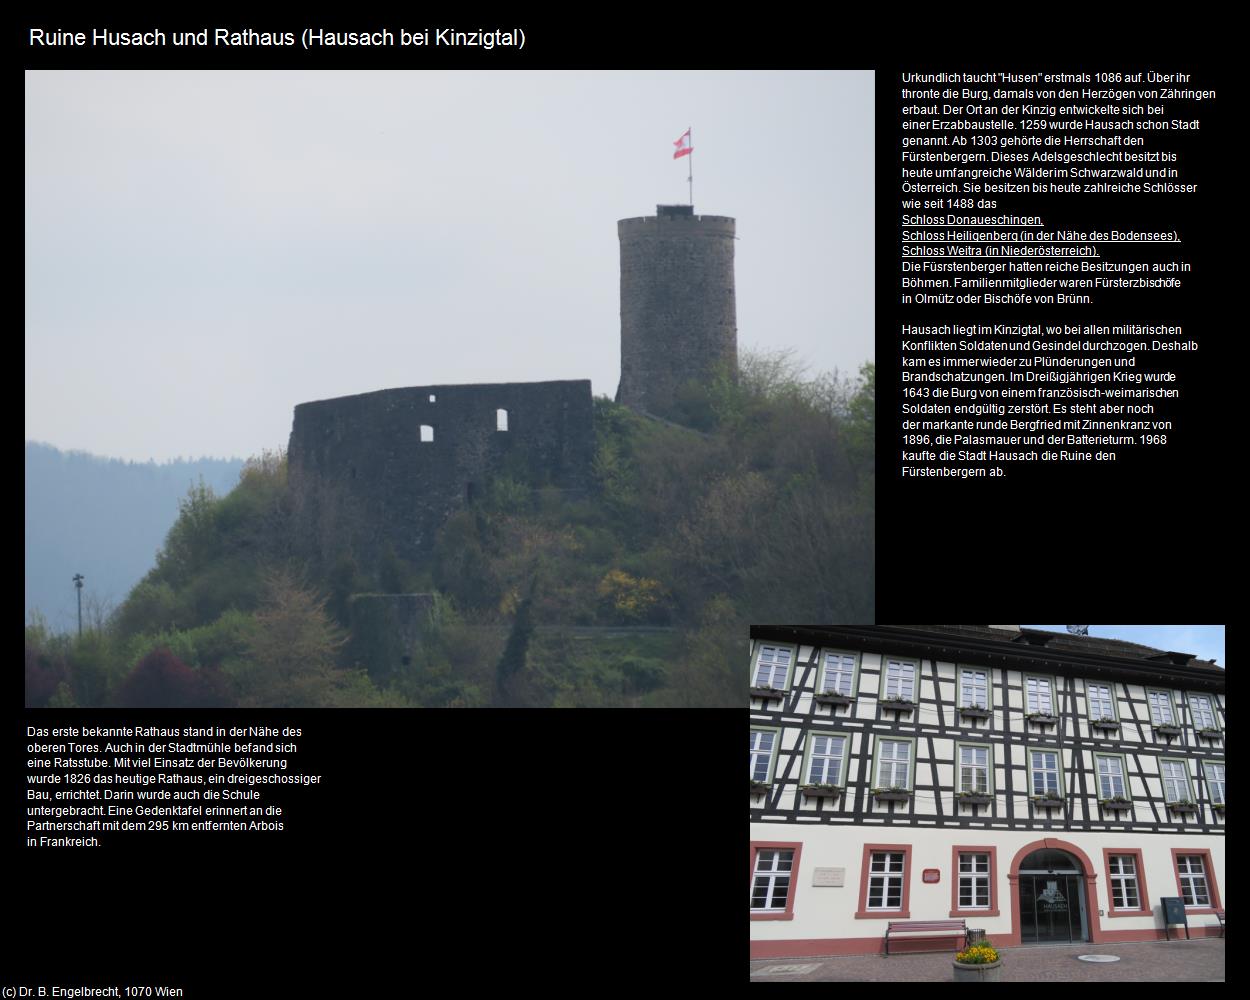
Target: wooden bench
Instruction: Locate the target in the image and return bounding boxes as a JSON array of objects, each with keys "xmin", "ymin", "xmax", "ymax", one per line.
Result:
[{"xmin": 884, "ymin": 919, "xmax": 968, "ymax": 956}]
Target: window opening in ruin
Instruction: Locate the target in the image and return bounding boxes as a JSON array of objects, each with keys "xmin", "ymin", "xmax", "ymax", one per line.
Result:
[
  {"xmin": 420, "ymin": 425, "xmax": 434, "ymax": 443},
  {"xmin": 429, "ymin": 394, "xmax": 436, "ymax": 403},
  {"xmin": 497, "ymin": 408, "xmax": 509, "ymax": 432}
]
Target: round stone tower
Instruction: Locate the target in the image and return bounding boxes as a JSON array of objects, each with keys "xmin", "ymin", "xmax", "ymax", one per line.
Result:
[{"xmin": 616, "ymin": 204, "xmax": 737, "ymax": 419}]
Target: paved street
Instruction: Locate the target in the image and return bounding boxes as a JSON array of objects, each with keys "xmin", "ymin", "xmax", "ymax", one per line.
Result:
[{"xmin": 751, "ymin": 938, "xmax": 1225, "ymax": 981}]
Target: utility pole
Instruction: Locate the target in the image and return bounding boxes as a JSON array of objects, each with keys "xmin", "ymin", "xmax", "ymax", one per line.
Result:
[{"xmin": 73, "ymin": 573, "xmax": 84, "ymax": 638}]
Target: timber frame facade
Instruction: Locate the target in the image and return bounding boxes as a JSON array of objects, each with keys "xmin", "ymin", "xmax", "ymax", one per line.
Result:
[{"xmin": 749, "ymin": 625, "xmax": 1225, "ymax": 957}]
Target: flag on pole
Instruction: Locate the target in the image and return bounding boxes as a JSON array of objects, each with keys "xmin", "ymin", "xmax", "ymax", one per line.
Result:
[{"xmin": 673, "ymin": 128, "xmax": 693, "ymax": 159}]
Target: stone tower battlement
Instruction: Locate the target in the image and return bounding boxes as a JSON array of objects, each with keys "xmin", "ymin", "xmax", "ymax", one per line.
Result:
[
  {"xmin": 616, "ymin": 204, "xmax": 738, "ymax": 418},
  {"xmin": 288, "ymin": 379, "xmax": 594, "ymax": 568}
]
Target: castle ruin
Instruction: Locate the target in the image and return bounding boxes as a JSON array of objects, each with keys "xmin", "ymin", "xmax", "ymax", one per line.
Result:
[
  {"xmin": 287, "ymin": 205, "xmax": 737, "ymax": 571},
  {"xmin": 617, "ymin": 204, "xmax": 738, "ymax": 419}
]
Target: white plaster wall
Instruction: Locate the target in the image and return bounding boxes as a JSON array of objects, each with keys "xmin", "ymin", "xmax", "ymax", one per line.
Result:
[{"xmin": 749, "ymin": 824, "xmax": 1225, "ymax": 944}]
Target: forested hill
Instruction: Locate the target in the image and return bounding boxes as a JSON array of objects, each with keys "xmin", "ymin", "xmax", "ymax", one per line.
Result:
[
  {"xmin": 25, "ymin": 443, "xmax": 244, "ymax": 632},
  {"xmin": 25, "ymin": 356, "xmax": 874, "ymax": 708}
]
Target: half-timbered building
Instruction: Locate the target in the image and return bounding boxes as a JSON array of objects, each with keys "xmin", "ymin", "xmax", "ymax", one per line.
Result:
[{"xmin": 749, "ymin": 625, "xmax": 1226, "ymax": 957}]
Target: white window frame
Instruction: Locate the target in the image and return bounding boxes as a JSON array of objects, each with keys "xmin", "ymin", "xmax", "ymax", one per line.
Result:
[
  {"xmin": 1176, "ymin": 855, "xmax": 1210, "ymax": 908},
  {"xmin": 882, "ymin": 658, "xmax": 916, "ymax": 701},
  {"xmin": 1087, "ymin": 681, "xmax": 1117, "ymax": 721},
  {"xmin": 957, "ymin": 743, "xmax": 991, "ymax": 794},
  {"xmin": 820, "ymin": 650, "xmax": 857, "ymax": 697},
  {"xmin": 1148, "ymin": 689, "xmax": 1176, "ymax": 726},
  {"xmin": 749, "ymin": 729, "xmax": 777, "ymax": 784},
  {"xmin": 1025, "ymin": 676, "xmax": 1055, "ymax": 714},
  {"xmin": 1203, "ymin": 761, "xmax": 1225, "ymax": 805},
  {"xmin": 1095, "ymin": 754, "xmax": 1128, "ymax": 800},
  {"xmin": 866, "ymin": 851, "xmax": 906, "ymax": 911},
  {"xmin": 959, "ymin": 667, "xmax": 989, "ymax": 710},
  {"xmin": 1189, "ymin": 693, "xmax": 1218, "ymax": 731},
  {"xmin": 750, "ymin": 849, "xmax": 794, "ymax": 911},
  {"xmin": 1108, "ymin": 855, "xmax": 1141, "ymax": 911},
  {"xmin": 805, "ymin": 733, "xmax": 846, "ymax": 787},
  {"xmin": 1160, "ymin": 758, "xmax": 1192, "ymax": 803},
  {"xmin": 1030, "ymin": 749, "xmax": 1061, "ymax": 797},
  {"xmin": 751, "ymin": 644, "xmax": 794, "ymax": 691},
  {"xmin": 875, "ymin": 738, "xmax": 912, "ymax": 789},
  {"xmin": 957, "ymin": 852, "xmax": 991, "ymax": 910}
]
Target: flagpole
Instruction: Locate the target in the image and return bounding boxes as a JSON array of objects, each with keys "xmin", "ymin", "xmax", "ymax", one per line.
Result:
[{"xmin": 688, "ymin": 126, "xmax": 693, "ymax": 207}]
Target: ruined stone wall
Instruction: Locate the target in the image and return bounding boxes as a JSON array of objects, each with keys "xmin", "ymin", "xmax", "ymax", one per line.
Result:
[
  {"xmin": 287, "ymin": 380, "xmax": 594, "ymax": 569},
  {"xmin": 617, "ymin": 207, "xmax": 737, "ymax": 418}
]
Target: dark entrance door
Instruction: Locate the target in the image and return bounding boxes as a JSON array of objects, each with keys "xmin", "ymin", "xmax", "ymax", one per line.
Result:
[{"xmin": 1019, "ymin": 875, "xmax": 1084, "ymax": 943}]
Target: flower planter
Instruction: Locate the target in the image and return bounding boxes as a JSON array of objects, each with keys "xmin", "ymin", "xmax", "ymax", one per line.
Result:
[
  {"xmin": 1153, "ymin": 725, "xmax": 1183, "ymax": 737},
  {"xmin": 813, "ymin": 692, "xmax": 854, "ymax": 707},
  {"xmin": 1167, "ymin": 801, "xmax": 1198, "ymax": 814},
  {"xmin": 1212, "ymin": 804, "xmax": 1226, "ymax": 814},
  {"xmin": 957, "ymin": 793, "xmax": 993, "ymax": 806},
  {"xmin": 879, "ymin": 700, "xmax": 915, "ymax": 715},
  {"xmin": 1033, "ymin": 796, "xmax": 1063, "ymax": 809},
  {"xmin": 749, "ymin": 687, "xmax": 784, "ymax": 701},
  {"xmin": 1090, "ymin": 719, "xmax": 1120, "ymax": 734},
  {"xmin": 1197, "ymin": 729, "xmax": 1223, "ymax": 741},
  {"xmin": 872, "ymin": 790, "xmax": 912, "ymax": 803},
  {"xmin": 750, "ymin": 782, "xmax": 771, "ymax": 795},
  {"xmin": 1026, "ymin": 713, "xmax": 1059, "ymax": 726},
  {"xmin": 959, "ymin": 706, "xmax": 992, "ymax": 720},
  {"xmin": 952, "ymin": 959, "xmax": 1002, "ymax": 983},
  {"xmin": 800, "ymin": 785, "xmax": 843, "ymax": 799},
  {"xmin": 1101, "ymin": 799, "xmax": 1133, "ymax": 812}
]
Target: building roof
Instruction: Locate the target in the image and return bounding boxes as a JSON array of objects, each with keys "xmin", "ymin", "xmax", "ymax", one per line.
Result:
[
  {"xmin": 898, "ymin": 625, "xmax": 1221, "ymax": 670},
  {"xmin": 750, "ymin": 624, "xmax": 1224, "ymax": 691}
]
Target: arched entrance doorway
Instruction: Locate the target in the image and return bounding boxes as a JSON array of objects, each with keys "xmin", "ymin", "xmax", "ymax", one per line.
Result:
[{"xmin": 1017, "ymin": 847, "xmax": 1088, "ymax": 944}]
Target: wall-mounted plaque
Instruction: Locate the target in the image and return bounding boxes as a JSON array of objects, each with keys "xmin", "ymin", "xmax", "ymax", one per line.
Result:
[
  {"xmin": 812, "ymin": 867, "xmax": 845, "ymax": 887},
  {"xmin": 922, "ymin": 869, "xmax": 941, "ymax": 884}
]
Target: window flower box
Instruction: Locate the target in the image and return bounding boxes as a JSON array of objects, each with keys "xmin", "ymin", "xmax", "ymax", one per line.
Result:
[
  {"xmin": 813, "ymin": 691, "xmax": 854, "ymax": 707},
  {"xmin": 1196, "ymin": 727, "xmax": 1223, "ymax": 741},
  {"xmin": 750, "ymin": 780, "xmax": 771, "ymax": 795},
  {"xmin": 871, "ymin": 787, "xmax": 912, "ymax": 803},
  {"xmin": 1167, "ymin": 799, "xmax": 1198, "ymax": 814},
  {"xmin": 1153, "ymin": 724, "xmax": 1183, "ymax": 737},
  {"xmin": 1090, "ymin": 717, "xmax": 1120, "ymax": 733},
  {"xmin": 1025, "ymin": 712, "xmax": 1058, "ymax": 725},
  {"xmin": 799, "ymin": 784, "xmax": 843, "ymax": 799},
  {"xmin": 1212, "ymin": 803, "xmax": 1226, "ymax": 814},
  {"xmin": 1032, "ymin": 794, "xmax": 1063, "ymax": 808},
  {"xmin": 956, "ymin": 791, "xmax": 993, "ymax": 806},
  {"xmin": 1101, "ymin": 797, "xmax": 1133, "ymax": 812},
  {"xmin": 878, "ymin": 698, "xmax": 915, "ymax": 714},
  {"xmin": 749, "ymin": 686, "xmax": 785, "ymax": 701},
  {"xmin": 959, "ymin": 705, "xmax": 992, "ymax": 720}
]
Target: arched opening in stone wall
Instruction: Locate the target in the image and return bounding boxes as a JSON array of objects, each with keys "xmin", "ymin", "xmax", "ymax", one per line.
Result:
[
  {"xmin": 420, "ymin": 424, "xmax": 434, "ymax": 443},
  {"xmin": 497, "ymin": 408, "xmax": 509, "ymax": 432}
]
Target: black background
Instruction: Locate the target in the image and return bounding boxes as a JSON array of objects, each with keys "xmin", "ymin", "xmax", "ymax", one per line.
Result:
[
  {"xmin": 879, "ymin": 53, "xmax": 1226, "ymax": 602},
  {"xmin": 18, "ymin": 14, "xmax": 1227, "ymax": 993}
]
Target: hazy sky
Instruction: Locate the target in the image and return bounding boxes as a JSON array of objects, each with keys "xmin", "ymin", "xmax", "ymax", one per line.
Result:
[
  {"xmin": 25, "ymin": 70, "xmax": 874, "ymax": 462},
  {"xmin": 1022, "ymin": 625, "xmax": 1225, "ymax": 668}
]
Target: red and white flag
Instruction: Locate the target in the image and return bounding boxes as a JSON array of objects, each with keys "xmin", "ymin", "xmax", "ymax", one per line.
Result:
[{"xmin": 673, "ymin": 128, "xmax": 693, "ymax": 159}]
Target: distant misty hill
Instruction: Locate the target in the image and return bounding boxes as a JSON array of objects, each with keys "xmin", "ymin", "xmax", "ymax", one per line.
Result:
[{"xmin": 25, "ymin": 442, "xmax": 244, "ymax": 633}]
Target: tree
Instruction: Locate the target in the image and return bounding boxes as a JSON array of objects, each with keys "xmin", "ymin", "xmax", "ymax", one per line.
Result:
[
  {"xmin": 236, "ymin": 568, "xmax": 347, "ymax": 707},
  {"xmin": 495, "ymin": 581, "xmax": 536, "ymax": 706},
  {"xmin": 113, "ymin": 648, "xmax": 231, "ymax": 708},
  {"xmin": 155, "ymin": 479, "xmax": 220, "ymax": 586}
]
